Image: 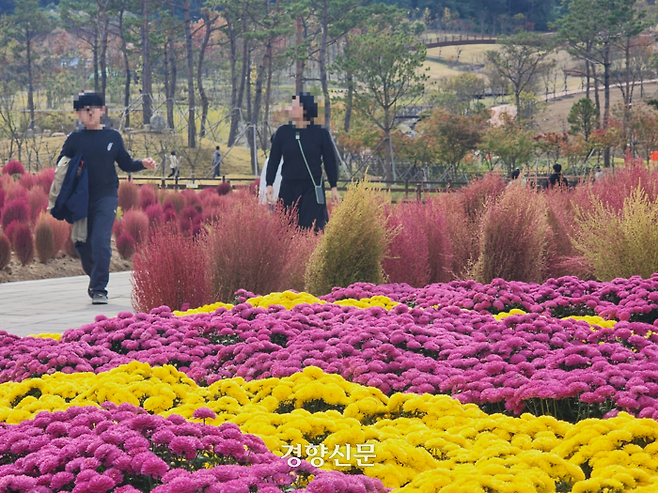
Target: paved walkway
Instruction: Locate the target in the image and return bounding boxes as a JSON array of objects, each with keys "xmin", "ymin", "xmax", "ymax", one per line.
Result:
[{"xmin": 0, "ymin": 272, "xmax": 134, "ymax": 337}]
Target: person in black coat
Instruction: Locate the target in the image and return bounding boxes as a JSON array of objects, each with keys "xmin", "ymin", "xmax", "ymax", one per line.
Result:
[
  {"xmin": 548, "ymin": 163, "xmax": 569, "ymax": 189},
  {"xmin": 265, "ymin": 93, "xmax": 340, "ymax": 231}
]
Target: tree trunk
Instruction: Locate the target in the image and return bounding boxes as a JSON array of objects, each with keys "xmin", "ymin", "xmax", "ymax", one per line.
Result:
[
  {"xmin": 585, "ymin": 60, "xmax": 590, "ymax": 100},
  {"xmin": 99, "ymin": 7, "xmax": 109, "ymax": 100},
  {"xmin": 26, "ymin": 27, "xmax": 35, "ymax": 130},
  {"xmin": 624, "ymin": 36, "xmax": 631, "ymax": 126},
  {"xmin": 603, "ymin": 43, "xmax": 611, "ymax": 168},
  {"xmin": 226, "ymin": 14, "xmax": 239, "ymax": 146},
  {"xmin": 295, "ymin": 16, "xmax": 304, "ymax": 93},
  {"xmin": 229, "ymin": 15, "xmax": 249, "ymax": 147},
  {"xmin": 343, "ymin": 38, "xmax": 353, "ymax": 133},
  {"xmin": 197, "ymin": 11, "xmax": 213, "ymax": 139},
  {"xmin": 141, "ymin": 0, "xmax": 152, "ymax": 124},
  {"xmin": 93, "ymin": 37, "xmax": 99, "ymax": 93},
  {"xmin": 319, "ymin": 0, "xmax": 331, "ymax": 128},
  {"xmin": 184, "ymin": 0, "xmax": 196, "ymax": 148},
  {"xmin": 252, "ymin": 43, "xmax": 270, "ymax": 151},
  {"xmin": 167, "ymin": 5, "xmax": 177, "ymax": 129},
  {"xmin": 119, "ymin": 9, "xmax": 131, "ymax": 128},
  {"xmin": 263, "ymin": 43, "xmax": 273, "ymax": 147},
  {"xmin": 592, "ymin": 63, "xmax": 601, "ymax": 124}
]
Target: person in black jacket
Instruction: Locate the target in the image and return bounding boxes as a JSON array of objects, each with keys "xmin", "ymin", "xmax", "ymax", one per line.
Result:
[
  {"xmin": 265, "ymin": 93, "xmax": 340, "ymax": 231},
  {"xmin": 57, "ymin": 91, "xmax": 156, "ymax": 304},
  {"xmin": 548, "ymin": 163, "xmax": 569, "ymax": 189}
]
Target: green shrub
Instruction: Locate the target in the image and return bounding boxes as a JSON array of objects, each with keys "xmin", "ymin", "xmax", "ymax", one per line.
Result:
[
  {"xmin": 573, "ymin": 187, "xmax": 658, "ymax": 281},
  {"xmin": 305, "ymin": 180, "xmax": 390, "ymax": 296},
  {"xmin": 471, "ymin": 185, "xmax": 550, "ymax": 284}
]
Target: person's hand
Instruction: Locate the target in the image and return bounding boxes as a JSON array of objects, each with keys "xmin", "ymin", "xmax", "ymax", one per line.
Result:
[
  {"xmin": 142, "ymin": 157, "xmax": 156, "ymax": 169},
  {"xmin": 330, "ymin": 187, "xmax": 340, "ymax": 204},
  {"xmin": 266, "ymin": 185, "xmax": 276, "ymax": 204}
]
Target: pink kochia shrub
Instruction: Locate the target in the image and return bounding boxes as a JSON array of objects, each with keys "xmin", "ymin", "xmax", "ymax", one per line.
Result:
[
  {"xmin": 27, "ymin": 186, "xmax": 48, "ymax": 223},
  {"xmin": 132, "ymin": 224, "xmax": 215, "ymax": 312},
  {"xmin": 1, "ymin": 197, "xmax": 30, "ymax": 230},
  {"xmin": 121, "ymin": 209, "xmax": 149, "ymax": 246},
  {"xmin": 2, "ymin": 159, "xmax": 25, "ymax": 175},
  {"xmin": 139, "ymin": 184, "xmax": 158, "ymax": 209},
  {"xmin": 383, "ymin": 202, "xmax": 431, "ymax": 287},
  {"xmin": 0, "ymin": 233, "xmax": 10, "ymax": 269},
  {"xmin": 116, "ymin": 232, "xmax": 136, "ymax": 260},
  {"xmin": 144, "ymin": 203, "xmax": 164, "ymax": 228},
  {"xmin": 34, "ymin": 215, "xmax": 56, "ymax": 263},
  {"xmin": 118, "ymin": 180, "xmax": 140, "ymax": 211},
  {"xmin": 12, "ymin": 223, "xmax": 34, "ymax": 266},
  {"xmin": 472, "ymin": 185, "xmax": 550, "ymax": 284},
  {"xmin": 205, "ymin": 193, "xmax": 315, "ymax": 301}
]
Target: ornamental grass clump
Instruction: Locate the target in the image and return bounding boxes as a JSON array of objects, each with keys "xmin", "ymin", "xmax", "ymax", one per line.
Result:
[
  {"xmin": 472, "ymin": 185, "xmax": 550, "ymax": 284},
  {"xmin": 204, "ymin": 193, "xmax": 307, "ymax": 302},
  {"xmin": 132, "ymin": 224, "xmax": 215, "ymax": 312},
  {"xmin": 139, "ymin": 184, "xmax": 158, "ymax": 209},
  {"xmin": 573, "ymin": 187, "xmax": 658, "ymax": 281},
  {"xmin": 305, "ymin": 180, "xmax": 390, "ymax": 296}
]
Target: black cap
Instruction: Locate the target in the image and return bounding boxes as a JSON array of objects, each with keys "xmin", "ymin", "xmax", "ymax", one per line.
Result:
[{"xmin": 73, "ymin": 91, "xmax": 104, "ymax": 110}]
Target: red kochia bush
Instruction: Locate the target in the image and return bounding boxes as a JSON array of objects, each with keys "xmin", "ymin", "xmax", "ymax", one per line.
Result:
[
  {"xmin": 34, "ymin": 167, "xmax": 55, "ymax": 194},
  {"xmin": 181, "ymin": 189, "xmax": 201, "ymax": 207},
  {"xmin": 1, "ymin": 198, "xmax": 30, "ymax": 230},
  {"xmin": 117, "ymin": 180, "xmax": 139, "ymax": 211},
  {"xmin": 216, "ymin": 182, "xmax": 232, "ymax": 196},
  {"xmin": 12, "ymin": 223, "xmax": 34, "ymax": 266},
  {"xmin": 2, "ymin": 160, "xmax": 25, "ymax": 176},
  {"xmin": 383, "ymin": 202, "xmax": 431, "ymax": 287},
  {"xmin": 132, "ymin": 223, "xmax": 215, "ymax": 312},
  {"xmin": 34, "ymin": 219, "xmax": 56, "ymax": 264},
  {"xmin": 0, "ymin": 233, "xmax": 10, "ymax": 269},
  {"xmin": 122, "ymin": 209, "xmax": 149, "ymax": 246},
  {"xmin": 204, "ymin": 192, "xmax": 311, "ymax": 302},
  {"xmin": 139, "ymin": 184, "xmax": 158, "ymax": 209},
  {"xmin": 0, "ymin": 188, "xmax": 5, "ymax": 211},
  {"xmin": 27, "ymin": 187, "xmax": 48, "ymax": 224},
  {"xmin": 144, "ymin": 203, "xmax": 164, "ymax": 228},
  {"xmin": 116, "ymin": 232, "xmax": 136, "ymax": 260},
  {"xmin": 472, "ymin": 185, "xmax": 550, "ymax": 284},
  {"xmin": 18, "ymin": 173, "xmax": 37, "ymax": 190}
]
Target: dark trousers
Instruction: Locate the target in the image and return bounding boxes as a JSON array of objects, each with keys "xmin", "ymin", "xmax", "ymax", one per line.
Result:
[
  {"xmin": 75, "ymin": 195, "xmax": 118, "ymax": 297},
  {"xmin": 279, "ymin": 179, "xmax": 328, "ymax": 231},
  {"xmin": 212, "ymin": 164, "xmax": 220, "ymax": 178}
]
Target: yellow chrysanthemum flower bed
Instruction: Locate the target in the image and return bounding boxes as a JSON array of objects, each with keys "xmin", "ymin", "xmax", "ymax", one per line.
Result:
[
  {"xmin": 173, "ymin": 290, "xmax": 399, "ymax": 316},
  {"xmin": 1, "ymin": 362, "xmax": 658, "ymax": 492},
  {"xmin": 27, "ymin": 333, "xmax": 62, "ymax": 340},
  {"xmin": 494, "ymin": 309, "xmax": 617, "ymax": 330}
]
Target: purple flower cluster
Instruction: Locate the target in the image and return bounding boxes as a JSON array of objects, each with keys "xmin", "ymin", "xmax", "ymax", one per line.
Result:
[
  {"xmin": 320, "ymin": 275, "xmax": 658, "ymax": 324},
  {"xmin": 3, "ymin": 276, "xmax": 658, "ymax": 422},
  {"xmin": 0, "ymin": 403, "xmax": 385, "ymax": 493}
]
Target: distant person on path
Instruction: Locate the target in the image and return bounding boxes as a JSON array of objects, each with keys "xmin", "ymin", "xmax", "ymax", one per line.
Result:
[
  {"xmin": 167, "ymin": 151, "xmax": 179, "ymax": 178},
  {"xmin": 594, "ymin": 166, "xmax": 604, "ymax": 182},
  {"xmin": 55, "ymin": 91, "xmax": 156, "ymax": 304},
  {"xmin": 266, "ymin": 93, "xmax": 340, "ymax": 231},
  {"xmin": 211, "ymin": 146, "xmax": 222, "ymax": 178},
  {"xmin": 548, "ymin": 163, "xmax": 569, "ymax": 189}
]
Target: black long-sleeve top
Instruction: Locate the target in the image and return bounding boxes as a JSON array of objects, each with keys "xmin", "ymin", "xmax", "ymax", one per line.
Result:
[
  {"xmin": 57, "ymin": 128, "xmax": 145, "ymax": 200},
  {"xmin": 266, "ymin": 124, "xmax": 338, "ymax": 188}
]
